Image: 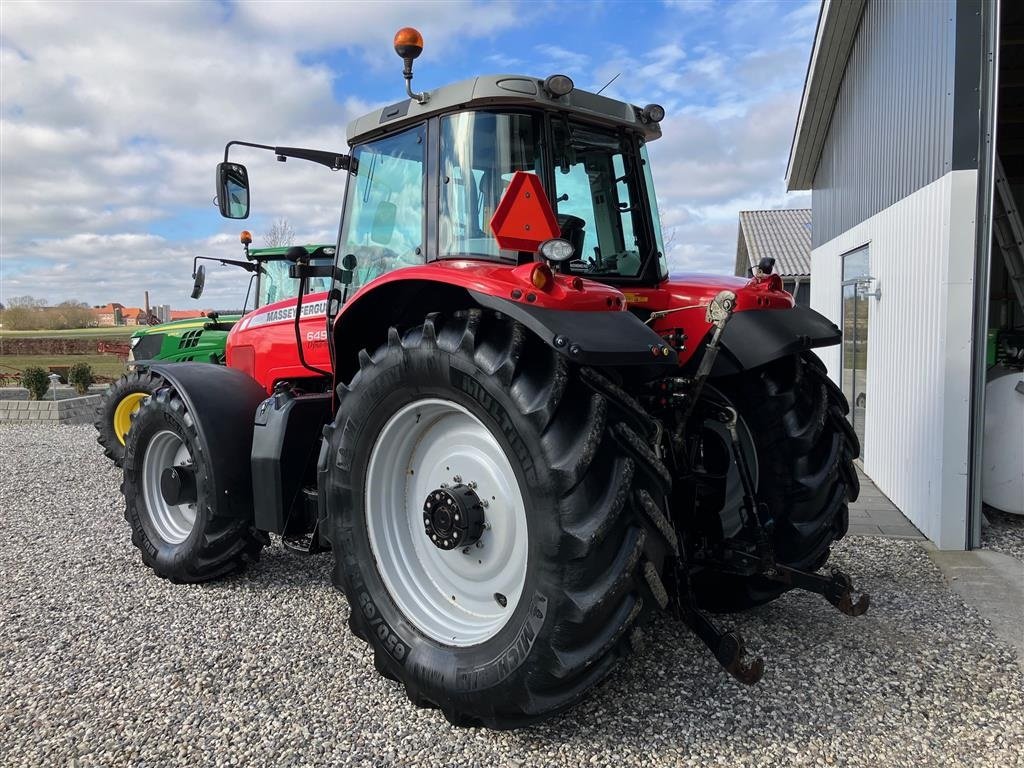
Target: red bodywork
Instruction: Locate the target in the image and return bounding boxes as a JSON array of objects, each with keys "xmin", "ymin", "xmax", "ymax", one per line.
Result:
[
  {"xmin": 225, "ymin": 260, "xmax": 627, "ymax": 393},
  {"xmin": 226, "ymin": 262, "xmax": 795, "ymax": 394},
  {"xmin": 226, "ymin": 292, "xmax": 333, "ymax": 392},
  {"xmin": 624, "ymin": 272, "xmax": 794, "ymax": 367}
]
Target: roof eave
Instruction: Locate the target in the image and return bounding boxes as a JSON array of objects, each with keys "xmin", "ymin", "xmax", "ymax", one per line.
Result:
[{"xmin": 785, "ymin": 0, "xmax": 866, "ymax": 191}]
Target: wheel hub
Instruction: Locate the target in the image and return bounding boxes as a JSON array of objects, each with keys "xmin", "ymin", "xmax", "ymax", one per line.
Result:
[
  {"xmin": 423, "ymin": 484, "xmax": 485, "ymax": 550},
  {"xmin": 160, "ymin": 465, "xmax": 197, "ymax": 506}
]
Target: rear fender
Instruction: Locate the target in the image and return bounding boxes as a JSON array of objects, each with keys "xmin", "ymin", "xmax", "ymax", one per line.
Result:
[
  {"xmin": 712, "ymin": 305, "xmax": 841, "ymax": 376},
  {"xmin": 136, "ymin": 362, "xmax": 267, "ymax": 514},
  {"xmin": 625, "ymin": 275, "xmax": 839, "ymax": 375},
  {"xmin": 332, "ymin": 264, "xmax": 678, "ymax": 383}
]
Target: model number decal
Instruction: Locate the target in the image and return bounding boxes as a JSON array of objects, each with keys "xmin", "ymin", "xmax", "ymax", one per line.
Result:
[{"xmin": 306, "ymin": 329, "xmax": 328, "ymax": 342}]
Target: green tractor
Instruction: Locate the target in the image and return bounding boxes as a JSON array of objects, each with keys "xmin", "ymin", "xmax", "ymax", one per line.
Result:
[{"xmin": 95, "ymin": 234, "xmax": 333, "ymax": 465}]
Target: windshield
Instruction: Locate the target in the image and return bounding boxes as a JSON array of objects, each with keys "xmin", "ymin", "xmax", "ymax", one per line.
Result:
[{"xmin": 258, "ymin": 256, "xmax": 334, "ymax": 307}]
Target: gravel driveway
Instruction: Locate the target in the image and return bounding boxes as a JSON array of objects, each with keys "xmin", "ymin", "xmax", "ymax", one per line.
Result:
[
  {"xmin": 2, "ymin": 424, "xmax": 1022, "ymax": 767},
  {"xmin": 983, "ymin": 508, "xmax": 1024, "ymax": 563}
]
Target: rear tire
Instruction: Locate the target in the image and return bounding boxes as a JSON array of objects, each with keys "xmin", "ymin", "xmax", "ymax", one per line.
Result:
[
  {"xmin": 692, "ymin": 352, "xmax": 859, "ymax": 612},
  {"xmin": 95, "ymin": 370, "xmax": 165, "ymax": 467},
  {"xmin": 324, "ymin": 310, "xmax": 675, "ymax": 728},
  {"xmin": 121, "ymin": 388, "xmax": 267, "ymax": 583}
]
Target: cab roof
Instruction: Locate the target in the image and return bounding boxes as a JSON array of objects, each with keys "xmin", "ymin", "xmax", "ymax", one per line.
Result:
[{"xmin": 346, "ymin": 74, "xmax": 662, "ymax": 146}]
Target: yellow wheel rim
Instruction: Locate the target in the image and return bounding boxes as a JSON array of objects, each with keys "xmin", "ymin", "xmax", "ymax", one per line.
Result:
[{"xmin": 113, "ymin": 392, "xmax": 150, "ymax": 445}]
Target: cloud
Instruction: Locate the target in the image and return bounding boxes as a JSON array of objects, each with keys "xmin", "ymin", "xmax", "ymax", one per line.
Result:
[{"xmin": 0, "ymin": 0, "xmax": 817, "ymax": 306}]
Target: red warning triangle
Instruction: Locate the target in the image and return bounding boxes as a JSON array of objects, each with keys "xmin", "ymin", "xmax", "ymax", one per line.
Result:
[{"xmin": 489, "ymin": 172, "xmax": 561, "ymax": 252}]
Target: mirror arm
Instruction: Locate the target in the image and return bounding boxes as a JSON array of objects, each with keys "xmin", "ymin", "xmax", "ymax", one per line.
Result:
[
  {"xmin": 223, "ymin": 140, "xmax": 275, "ymax": 162},
  {"xmin": 223, "ymin": 140, "xmax": 356, "ymax": 173},
  {"xmin": 192, "ymin": 255, "xmax": 259, "ymax": 276}
]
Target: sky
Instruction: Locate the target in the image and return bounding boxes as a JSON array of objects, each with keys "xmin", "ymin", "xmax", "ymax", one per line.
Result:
[{"xmin": 0, "ymin": 0, "xmax": 818, "ymax": 310}]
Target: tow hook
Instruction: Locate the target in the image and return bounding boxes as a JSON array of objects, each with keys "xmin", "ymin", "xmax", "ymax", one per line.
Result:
[
  {"xmin": 763, "ymin": 564, "xmax": 871, "ymax": 617},
  {"xmin": 680, "ymin": 601, "xmax": 764, "ymax": 685}
]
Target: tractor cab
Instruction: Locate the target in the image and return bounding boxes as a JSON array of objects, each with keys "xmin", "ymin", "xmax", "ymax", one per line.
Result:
[
  {"xmin": 338, "ymin": 96, "xmax": 671, "ymax": 292},
  {"xmin": 189, "ymin": 231, "xmax": 336, "ymax": 311}
]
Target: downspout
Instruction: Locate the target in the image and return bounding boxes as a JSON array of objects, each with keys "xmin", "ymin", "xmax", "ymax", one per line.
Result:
[{"xmin": 967, "ymin": 0, "xmax": 1000, "ymax": 549}]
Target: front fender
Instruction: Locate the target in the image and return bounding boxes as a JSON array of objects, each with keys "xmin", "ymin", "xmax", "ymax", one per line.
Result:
[
  {"xmin": 712, "ymin": 305, "xmax": 841, "ymax": 376},
  {"xmin": 137, "ymin": 362, "xmax": 267, "ymax": 507}
]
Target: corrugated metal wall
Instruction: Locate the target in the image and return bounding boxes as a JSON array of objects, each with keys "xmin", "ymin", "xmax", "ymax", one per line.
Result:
[
  {"xmin": 810, "ymin": 171, "xmax": 978, "ymax": 549},
  {"xmin": 812, "ymin": 0, "xmax": 955, "ymax": 248}
]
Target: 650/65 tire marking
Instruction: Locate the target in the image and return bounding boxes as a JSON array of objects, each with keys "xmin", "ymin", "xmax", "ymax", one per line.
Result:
[{"xmin": 358, "ymin": 590, "xmax": 409, "ymax": 663}]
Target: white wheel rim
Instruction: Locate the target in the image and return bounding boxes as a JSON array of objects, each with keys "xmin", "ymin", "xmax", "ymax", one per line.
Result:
[
  {"xmin": 365, "ymin": 398, "xmax": 529, "ymax": 647},
  {"xmin": 141, "ymin": 429, "xmax": 197, "ymax": 545}
]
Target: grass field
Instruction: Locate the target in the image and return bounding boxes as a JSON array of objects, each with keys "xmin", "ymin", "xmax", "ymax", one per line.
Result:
[
  {"xmin": 0, "ymin": 354, "xmax": 127, "ymax": 380},
  {"xmin": 0, "ymin": 327, "xmax": 133, "ymax": 341}
]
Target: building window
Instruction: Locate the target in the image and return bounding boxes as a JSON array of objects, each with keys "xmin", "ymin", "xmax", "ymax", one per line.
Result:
[{"xmin": 841, "ymin": 245, "xmax": 870, "ymax": 454}]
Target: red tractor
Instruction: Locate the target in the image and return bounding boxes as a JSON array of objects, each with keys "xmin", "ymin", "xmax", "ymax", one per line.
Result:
[{"xmin": 120, "ymin": 29, "xmax": 864, "ymax": 728}]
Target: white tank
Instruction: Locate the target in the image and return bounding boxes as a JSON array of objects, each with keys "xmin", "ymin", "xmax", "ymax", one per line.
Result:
[{"xmin": 982, "ymin": 370, "xmax": 1024, "ymax": 515}]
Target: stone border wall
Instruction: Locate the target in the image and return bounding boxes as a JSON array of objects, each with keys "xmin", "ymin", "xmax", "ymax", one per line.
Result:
[{"xmin": 0, "ymin": 395, "xmax": 100, "ymax": 425}]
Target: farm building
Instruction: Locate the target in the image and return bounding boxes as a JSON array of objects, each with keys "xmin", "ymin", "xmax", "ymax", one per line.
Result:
[{"xmin": 787, "ymin": 0, "xmax": 1023, "ymax": 549}]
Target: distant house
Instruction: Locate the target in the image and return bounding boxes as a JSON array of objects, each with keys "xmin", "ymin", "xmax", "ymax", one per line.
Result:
[
  {"xmin": 734, "ymin": 209, "xmax": 811, "ymax": 306},
  {"xmin": 91, "ymin": 303, "xmax": 154, "ymax": 326},
  {"xmin": 92, "ymin": 303, "xmax": 125, "ymax": 327}
]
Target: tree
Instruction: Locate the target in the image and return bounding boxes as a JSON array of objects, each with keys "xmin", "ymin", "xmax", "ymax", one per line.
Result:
[
  {"xmin": 264, "ymin": 218, "xmax": 295, "ymax": 248},
  {"xmin": 52, "ymin": 300, "xmax": 95, "ymax": 329},
  {"xmin": 1, "ymin": 296, "xmax": 45, "ymax": 330}
]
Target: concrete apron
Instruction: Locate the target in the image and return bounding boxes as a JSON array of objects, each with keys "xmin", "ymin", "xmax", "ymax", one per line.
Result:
[{"xmin": 924, "ymin": 543, "xmax": 1024, "ymax": 669}]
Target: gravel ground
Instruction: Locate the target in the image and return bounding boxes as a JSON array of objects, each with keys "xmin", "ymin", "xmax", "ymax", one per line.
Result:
[
  {"xmin": 2, "ymin": 424, "xmax": 1022, "ymax": 768},
  {"xmin": 983, "ymin": 508, "xmax": 1024, "ymax": 563}
]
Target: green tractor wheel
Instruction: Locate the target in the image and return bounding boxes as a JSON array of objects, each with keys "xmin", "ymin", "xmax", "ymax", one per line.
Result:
[{"xmin": 95, "ymin": 370, "xmax": 166, "ymax": 467}]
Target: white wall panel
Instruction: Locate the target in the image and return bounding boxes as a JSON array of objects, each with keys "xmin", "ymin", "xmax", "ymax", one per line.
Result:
[{"xmin": 809, "ymin": 170, "xmax": 978, "ymax": 549}]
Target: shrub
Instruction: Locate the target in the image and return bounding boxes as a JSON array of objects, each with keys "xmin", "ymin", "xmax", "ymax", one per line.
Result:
[
  {"xmin": 22, "ymin": 366, "xmax": 50, "ymax": 400},
  {"xmin": 68, "ymin": 362, "xmax": 95, "ymax": 395}
]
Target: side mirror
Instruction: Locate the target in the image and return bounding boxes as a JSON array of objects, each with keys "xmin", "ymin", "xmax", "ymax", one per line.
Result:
[
  {"xmin": 370, "ymin": 201, "xmax": 397, "ymax": 245},
  {"xmin": 216, "ymin": 162, "xmax": 250, "ymax": 219},
  {"xmin": 191, "ymin": 264, "xmax": 206, "ymax": 300}
]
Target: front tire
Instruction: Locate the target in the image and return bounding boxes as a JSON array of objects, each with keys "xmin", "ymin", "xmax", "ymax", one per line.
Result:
[
  {"xmin": 95, "ymin": 370, "xmax": 165, "ymax": 467},
  {"xmin": 325, "ymin": 311, "xmax": 675, "ymax": 728},
  {"xmin": 692, "ymin": 352, "xmax": 859, "ymax": 612},
  {"xmin": 121, "ymin": 388, "xmax": 267, "ymax": 582}
]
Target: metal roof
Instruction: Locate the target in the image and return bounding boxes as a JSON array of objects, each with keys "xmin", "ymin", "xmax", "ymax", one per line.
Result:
[
  {"xmin": 734, "ymin": 209, "xmax": 812, "ymax": 278},
  {"xmin": 785, "ymin": 0, "xmax": 866, "ymax": 191},
  {"xmin": 346, "ymin": 74, "xmax": 662, "ymax": 146}
]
